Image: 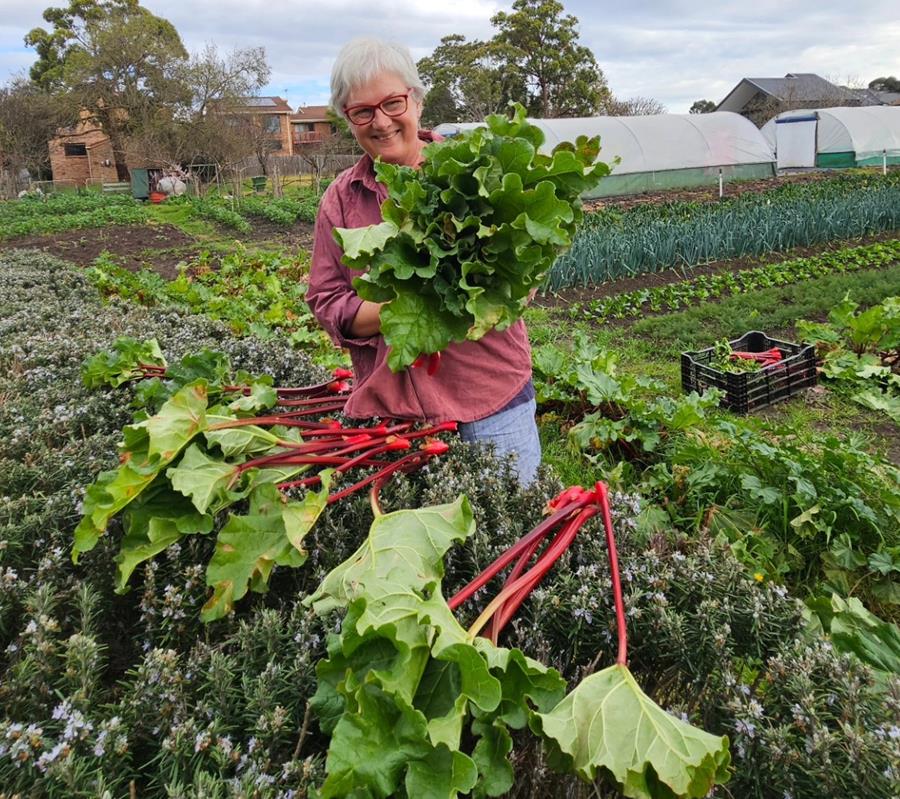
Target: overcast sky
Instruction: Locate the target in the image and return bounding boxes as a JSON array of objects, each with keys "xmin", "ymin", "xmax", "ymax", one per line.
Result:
[{"xmin": 1, "ymin": 0, "xmax": 898, "ymax": 113}]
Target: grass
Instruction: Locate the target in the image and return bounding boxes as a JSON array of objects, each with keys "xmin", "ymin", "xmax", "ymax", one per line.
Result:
[
  {"xmin": 145, "ymin": 201, "xmax": 222, "ymax": 239},
  {"xmin": 525, "ymin": 256, "xmax": 900, "ymax": 473},
  {"xmin": 629, "ymin": 262, "xmax": 900, "ymax": 355}
]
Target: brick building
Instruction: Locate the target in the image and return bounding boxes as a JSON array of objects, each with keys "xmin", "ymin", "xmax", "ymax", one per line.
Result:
[
  {"xmin": 225, "ymin": 96, "xmax": 294, "ymax": 156},
  {"xmin": 48, "ymin": 115, "xmax": 119, "ymax": 188},
  {"xmin": 290, "ymin": 105, "xmax": 336, "ymax": 151}
]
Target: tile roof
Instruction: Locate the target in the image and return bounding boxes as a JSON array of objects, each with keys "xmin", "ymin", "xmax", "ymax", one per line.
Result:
[{"xmin": 291, "ymin": 105, "xmax": 332, "ymax": 121}]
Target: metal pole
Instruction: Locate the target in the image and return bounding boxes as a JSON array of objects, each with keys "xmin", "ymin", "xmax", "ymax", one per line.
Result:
[
  {"xmin": 884, "ymin": 149, "xmax": 888, "ymax": 176},
  {"xmin": 718, "ymin": 168, "xmax": 723, "ymax": 199}
]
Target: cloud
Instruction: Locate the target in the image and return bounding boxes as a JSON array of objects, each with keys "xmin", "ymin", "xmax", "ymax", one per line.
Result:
[{"xmin": 1, "ymin": 0, "xmax": 898, "ymax": 114}]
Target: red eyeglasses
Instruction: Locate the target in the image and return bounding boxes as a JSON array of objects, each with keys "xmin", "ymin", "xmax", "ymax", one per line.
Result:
[{"xmin": 343, "ymin": 89, "xmax": 413, "ymax": 125}]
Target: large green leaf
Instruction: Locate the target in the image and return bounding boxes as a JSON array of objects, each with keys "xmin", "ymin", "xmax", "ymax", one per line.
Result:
[
  {"xmin": 305, "ymin": 498, "xmax": 568, "ymax": 796},
  {"xmin": 72, "ymin": 382, "xmax": 211, "ymax": 562},
  {"xmin": 145, "ymin": 382, "xmax": 208, "ymax": 461},
  {"xmin": 167, "ymin": 443, "xmax": 241, "ymax": 514},
  {"xmin": 535, "ymin": 664, "xmax": 731, "ymax": 799},
  {"xmin": 333, "ymin": 102, "xmax": 610, "ymax": 370},
  {"xmin": 826, "ymin": 594, "xmax": 900, "ymax": 675},
  {"xmin": 201, "ymin": 480, "xmax": 329, "ymax": 621},
  {"xmin": 115, "ymin": 482, "xmax": 213, "ymax": 590}
]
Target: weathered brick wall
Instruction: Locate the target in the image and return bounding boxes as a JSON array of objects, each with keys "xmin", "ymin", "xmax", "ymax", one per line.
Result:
[{"xmin": 49, "ymin": 128, "xmax": 119, "ymax": 187}]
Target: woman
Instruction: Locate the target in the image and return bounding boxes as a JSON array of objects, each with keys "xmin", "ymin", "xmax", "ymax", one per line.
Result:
[{"xmin": 307, "ymin": 38, "xmax": 540, "ymax": 485}]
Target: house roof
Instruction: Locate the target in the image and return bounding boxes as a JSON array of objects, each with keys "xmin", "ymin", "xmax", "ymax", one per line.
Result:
[
  {"xmin": 717, "ymin": 73, "xmax": 867, "ymax": 114},
  {"xmin": 291, "ymin": 105, "xmax": 332, "ymax": 122},
  {"xmin": 747, "ymin": 74, "xmax": 859, "ymax": 103},
  {"xmin": 227, "ymin": 96, "xmax": 292, "ymax": 113}
]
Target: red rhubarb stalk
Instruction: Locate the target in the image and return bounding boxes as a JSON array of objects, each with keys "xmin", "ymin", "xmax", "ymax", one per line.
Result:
[
  {"xmin": 467, "ymin": 507, "xmax": 597, "ymax": 639},
  {"xmin": 447, "ymin": 496, "xmax": 594, "ymax": 612},
  {"xmin": 596, "ymin": 481, "xmax": 627, "ymax": 666}
]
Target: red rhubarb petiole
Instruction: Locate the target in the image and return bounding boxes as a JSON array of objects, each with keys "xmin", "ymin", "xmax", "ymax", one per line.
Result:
[
  {"xmin": 596, "ymin": 481, "xmax": 627, "ymax": 666},
  {"xmin": 467, "ymin": 507, "xmax": 597, "ymax": 639},
  {"xmin": 447, "ymin": 496, "xmax": 594, "ymax": 612},
  {"xmin": 276, "ymin": 438, "xmax": 413, "ymax": 491}
]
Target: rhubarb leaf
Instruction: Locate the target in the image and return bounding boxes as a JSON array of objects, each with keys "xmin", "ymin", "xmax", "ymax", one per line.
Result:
[
  {"xmin": 305, "ymin": 498, "xmax": 567, "ymax": 797},
  {"xmin": 167, "ymin": 443, "xmax": 241, "ymax": 514},
  {"xmin": 72, "ymin": 383, "xmax": 209, "ymax": 562},
  {"xmin": 336, "ymin": 103, "xmax": 611, "ymax": 371},
  {"xmin": 145, "ymin": 381, "xmax": 208, "ymax": 461},
  {"xmin": 201, "ymin": 483, "xmax": 310, "ymax": 621},
  {"xmin": 535, "ymin": 664, "xmax": 731, "ymax": 799}
]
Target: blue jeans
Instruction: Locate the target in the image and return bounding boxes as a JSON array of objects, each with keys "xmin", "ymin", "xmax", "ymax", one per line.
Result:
[{"xmin": 458, "ymin": 398, "xmax": 541, "ymax": 486}]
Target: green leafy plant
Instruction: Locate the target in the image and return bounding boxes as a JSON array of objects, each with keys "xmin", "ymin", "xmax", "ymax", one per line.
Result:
[
  {"xmin": 551, "ymin": 172, "xmax": 900, "ymax": 288},
  {"xmin": 798, "ymin": 293, "xmax": 900, "ymax": 421},
  {"xmin": 337, "ymin": 102, "xmax": 611, "ymax": 371},
  {"xmin": 644, "ymin": 419, "xmax": 900, "ymax": 617},
  {"xmin": 74, "ymin": 340, "xmax": 452, "ymax": 621},
  {"xmin": 806, "ymin": 594, "xmax": 900, "ymax": 676},
  {"xmin": 0, "ymin": 192, "xmax": 147, "ymax": 239},
  {"xmin": 305, "ymin": 496, "xmax": 730, "ymax": 798},
  {"xmin": 577, "ymin": 241, "xmax": 900, "ymax": 324},
  {"xmin": 87, "ymin": 246, "xmax": 345, "ymax": 368},
  {"xmin": 532, "ymin": 334, "xmax": 720, "ymax": 461}
]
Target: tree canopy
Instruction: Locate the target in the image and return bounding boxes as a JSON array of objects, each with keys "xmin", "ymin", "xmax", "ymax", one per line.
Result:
[
  {"xmin": 868, "ymin": 76, "xmax": 900, "ymax": 93},
  {"xmin": 418, "ymin": 35, "xmax": 525, "ymax": 125},
  {"xmin": 418, "ymin": 0, "xmax": 612, "ymax": 123},
  {"xmin": 23, "ymin": 0, "xmax": 273, "ymax": 176},
  {"xmin": 690, "ymin": 99, "xmax": 717, "ymax": 114},
  {"xmin": 490, "ymin": 0, "xmax": 609, "ymax": 117},
  {"xmin": 0, "ymin": 77, "xmax": 69, "ymax": 181}
]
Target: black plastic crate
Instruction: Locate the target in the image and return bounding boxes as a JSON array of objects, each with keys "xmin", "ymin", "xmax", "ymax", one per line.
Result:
[{"xmin": 681, "ymin": 331, "xmax": 817, "ymax": 413}]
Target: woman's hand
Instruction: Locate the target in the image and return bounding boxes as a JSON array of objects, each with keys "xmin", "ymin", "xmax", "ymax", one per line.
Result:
[{"xmin": 349, "ymin": 300, "xmax": 383, "ymax": 337}]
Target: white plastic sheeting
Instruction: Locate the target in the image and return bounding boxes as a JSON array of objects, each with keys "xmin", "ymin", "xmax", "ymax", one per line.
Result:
[
  {"xmin": 433, "ymin": 111, "xmax": 774, "ymax": 175},
  {"xmin": 761, "ymin": 107, "xmax": 900, "ymax": 161},
  {"xmin": 773, "ymin": 116, "xmax": 818, "ymax": 168}
]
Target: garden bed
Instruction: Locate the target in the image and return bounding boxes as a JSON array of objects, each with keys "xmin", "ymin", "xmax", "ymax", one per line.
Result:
[
  {"xmin": 1, "ymin": 248, "xmax": 897, "ymax": 798},
  {"xmin": 0, "ymin": 223, "xmax": 198, "ymax": 278}
]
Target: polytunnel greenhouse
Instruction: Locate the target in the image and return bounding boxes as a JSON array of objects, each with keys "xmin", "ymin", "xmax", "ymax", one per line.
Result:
[
  {"xmin": 760, "ymin": 106, "xmax": 900, "ymax": 170},
  {"xmin": 434, "ymin": 111, "xmax": 776, "ymax": 197}
]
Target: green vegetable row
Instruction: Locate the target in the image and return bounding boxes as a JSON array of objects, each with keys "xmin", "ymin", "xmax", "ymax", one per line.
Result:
[
  {"xmin": 87, "ymin": 247, "xmax": 343, "ymax": 368},
  {"xmin": 576, "ymin": 240, "xmax": 900, "ymax": 323},
  {"xmin": 550, "ymin": 173, "xmax": 900, "ymax": 288},
  {"xmin": 0, "ymin": 200, "xmax": 147, "ymax": 239}
]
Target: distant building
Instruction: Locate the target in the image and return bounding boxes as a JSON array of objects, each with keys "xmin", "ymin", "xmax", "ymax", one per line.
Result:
[
  {"xmin": 220, "ymin": 96, "xmax": 294, "ymax": 156},
  {"xmin": 717, "ymin": 73, "xmax": 883, "ymax": 126},
  {"xmin": 47, "ymin": 96, "xmax": 340, "ymax": 184},
  {"xmin": 290, "ymin": 105, "xmax": 337, "ymax": 151},
  {"xmin": 48, "ymin": 112, "xmax": 120, "ymax": 188}
]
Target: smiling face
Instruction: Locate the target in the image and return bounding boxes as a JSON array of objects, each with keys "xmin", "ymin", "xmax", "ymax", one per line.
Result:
[{"xmin": 345, "ymin": 72, "xmax": 423, "ymax": 167}]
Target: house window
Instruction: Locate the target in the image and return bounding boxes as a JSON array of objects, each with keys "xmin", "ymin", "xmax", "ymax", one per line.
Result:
[
  {"xmin": 294, "ymin": 122, "xmax": 314, "ymax": 132},
  {"xmin": 262, "ymin": 115, "xmax": 281, "ymax": 134},
  {"xmin": 64, "ymin": 143, "xmax": 87, "ymax": 157}
]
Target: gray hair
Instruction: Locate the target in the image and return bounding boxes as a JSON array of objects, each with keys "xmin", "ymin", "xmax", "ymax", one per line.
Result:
[{"xmin": 330, "ymin": 38, "xmax": 426, "ymax": 121}]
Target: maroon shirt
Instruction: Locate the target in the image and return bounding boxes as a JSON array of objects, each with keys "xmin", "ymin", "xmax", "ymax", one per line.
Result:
[{"xmin": 307, "ymin": 132, "xmax": 533, "ymax": 424}]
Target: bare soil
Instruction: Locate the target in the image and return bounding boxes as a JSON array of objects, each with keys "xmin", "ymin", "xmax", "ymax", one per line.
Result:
[
  {"xmin": 240, "ymin": 218, "xmax": 315, "ymax": 249},
  {"xmin": 0, "ymin": 218, "xmax": 316, "ymax": 279},
  {"xmin": 0, "ymin": 224, "xmax": 198, "ymax": 279}
]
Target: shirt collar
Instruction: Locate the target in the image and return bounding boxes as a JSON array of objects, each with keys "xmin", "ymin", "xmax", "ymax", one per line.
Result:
[{"xmin": 348, "ymin": 130, "xmax": 442, "ymax": 193}]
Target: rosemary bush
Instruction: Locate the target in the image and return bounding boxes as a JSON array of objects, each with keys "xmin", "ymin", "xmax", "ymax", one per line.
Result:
[{"xmin": 1, "ymin": 249, "xmax": 896, "ymax": 798}]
